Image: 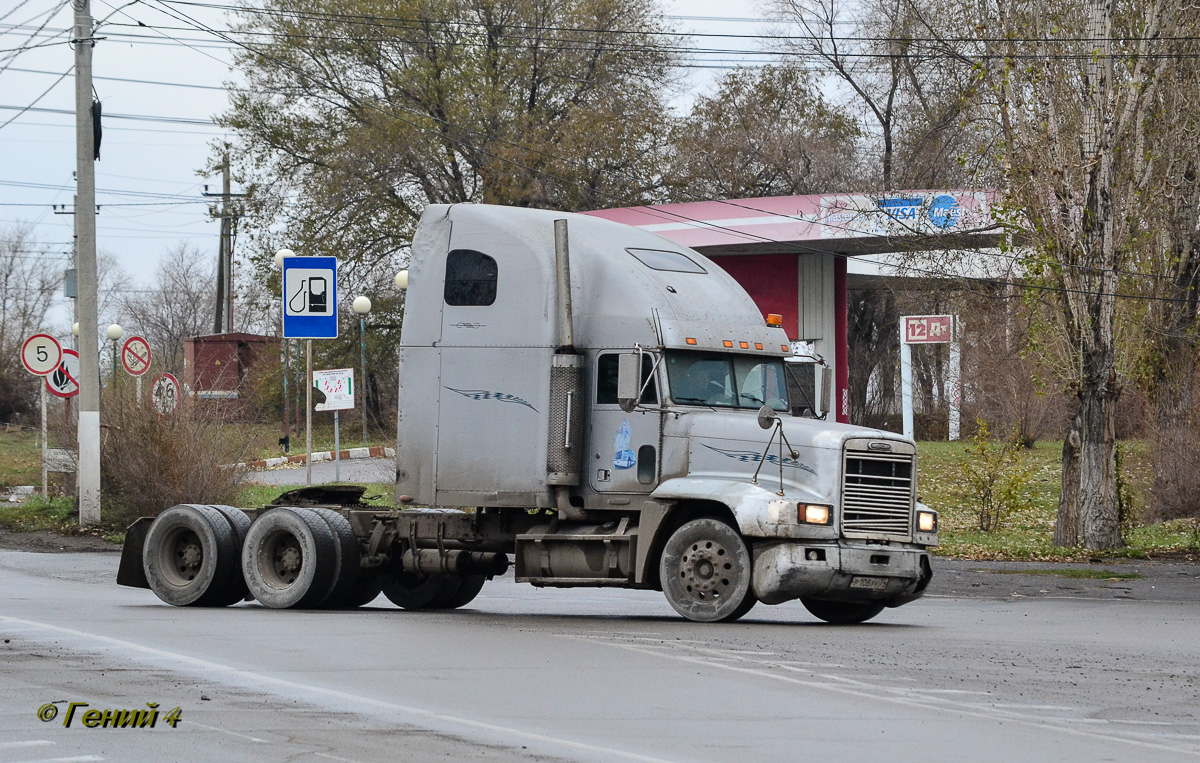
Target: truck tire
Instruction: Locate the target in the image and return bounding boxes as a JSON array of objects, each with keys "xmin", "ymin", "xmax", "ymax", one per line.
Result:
[
  {"xmin": 429, "ymin": 574, "xmax": 486, "ymax": 609},
  {"xmin": 143, "ymin": 504, "xmax": 242, "ymax": 607},
  {"xmin": 305, "ymin": 508, "xmax": 362, "ymax": 609},
  {"xmin": 242, "ymin": 507, "xmax": 340, "ymax": 609},
  {"xmin": 380, "ymin": 573, "xmax": 456, "ymax": 610},
  {"xmin": 801, "ymin": 599, "xmax": 886, "ymax": 624},
  {"xmin": 206, "ymin": 505, "xmax": 252, "ymax": 606},
  {"xmin": 659, "ymin": 518, "xmax": 757, "ymax": 623},
  {"xmin": 350, "ymin": 574, "xmax": 385, "ymax": 607}
]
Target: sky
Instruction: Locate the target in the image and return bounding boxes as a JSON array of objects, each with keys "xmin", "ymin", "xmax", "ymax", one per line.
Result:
[{"xmin": 1, "ymin": 0, "xmax": 777, "ymax": 336}]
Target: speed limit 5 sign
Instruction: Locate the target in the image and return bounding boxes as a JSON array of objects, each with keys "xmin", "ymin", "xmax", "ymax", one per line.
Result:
[{"xmin": 21, "ymin": 333, "xmax": 62, "ymax": 376}]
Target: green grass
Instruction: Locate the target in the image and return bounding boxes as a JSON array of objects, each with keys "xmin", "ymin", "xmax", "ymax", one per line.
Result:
[
  {"xmin": 918, "ymin": 439, "xmax": 1200, "ymax": 561},
  {"xmin": 0, "ymin": 494, "xmax": 75, "ymax": 532},
  {"xmin": 0, "ymin": 429, "xmax": 42, "ymax": 487},
  {"xmin": 973, "ymin": 568, "xmax": 1143, "ymax": 580}
]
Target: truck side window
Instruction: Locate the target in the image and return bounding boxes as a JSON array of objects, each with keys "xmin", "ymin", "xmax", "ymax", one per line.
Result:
[
  {"xmin": 444, "ymin": 249, "xmax": 498, "ymax": 306},
  {"xmin": 596, "ymin": 354, "xmax": 658, "ymax": 405}
]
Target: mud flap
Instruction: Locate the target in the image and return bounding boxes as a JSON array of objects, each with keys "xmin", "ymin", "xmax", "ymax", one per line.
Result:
[{"xmin": 116, "ymin": 516, "xmax": 153, "ymax": 589}]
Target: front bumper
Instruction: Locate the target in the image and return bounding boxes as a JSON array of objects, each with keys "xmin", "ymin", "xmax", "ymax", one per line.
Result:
[{"xmin": 751, "ymin": 541, "xmax": 932, "ymax": 606}]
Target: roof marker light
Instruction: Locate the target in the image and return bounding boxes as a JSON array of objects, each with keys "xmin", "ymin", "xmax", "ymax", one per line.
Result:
[
  {"xmin": 755, "ymin": 342, "xmax": 763, "ymax": 350},
  {"xmin": 723, "ymin": 340, "xmax": 734, "ymax": 348},
  {"xmin": 739, "ymin": 341, "xmax": 749, "ymax": 349},
  {"xmin": 767, "ymin": 314, "xmax": 783, "ymax": 326},
  {"xmin": 685, "ymin": 337, "xmax": 697, "ymax": 345},
  {"xmin": 781, "ymin": 344, "xmax": 789, "ymax": 352}
]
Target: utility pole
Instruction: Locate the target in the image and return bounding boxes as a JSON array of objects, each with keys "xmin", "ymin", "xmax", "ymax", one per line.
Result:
[
  {"xmin": 205, "ymin": 153, "xmax": 244, "ymax": 333},
  {"xmin": 74, "ymin": 0, "xmax": 101, "ymax": 526}
]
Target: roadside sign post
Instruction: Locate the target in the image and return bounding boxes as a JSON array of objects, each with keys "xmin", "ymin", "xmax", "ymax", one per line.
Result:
[
  {"xmin": 121, "ymin": 335, "xmax": 152, "ymax": 405},
  {"xmin": 313, "ymin": 368, "xmax": 355, "ymax": 483},
  {"xmin": 22, "ymin": 334, "xmax": 62, "ymax": 501},
  {"xmin": 899, "ymin": 315, "xmax": 960, "ymax": 440},
  {"xmin": 281, "ymin": 255, "xmax": 339, "ymax": 486}
]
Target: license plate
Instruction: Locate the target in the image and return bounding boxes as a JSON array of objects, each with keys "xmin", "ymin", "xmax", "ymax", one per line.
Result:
[{"xmin": 849, "ymin": 576, "xmax": 888, "ymax": 591}]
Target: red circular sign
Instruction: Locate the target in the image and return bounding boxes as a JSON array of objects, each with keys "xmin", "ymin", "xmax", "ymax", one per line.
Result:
[
  {"xmin": 121, "ymin": 336, "xmax": 152, "ymax": 377},
  {"xmin": 21, "ymin": 333, "xmax": 62, "ymax": 376},
  {"xmin": 46, "ymin": 349, "xmax": 80, "ymax": 399},
  {"xmin": 151, "ymin": 373, "xmax": 180, "ymax": 415}
]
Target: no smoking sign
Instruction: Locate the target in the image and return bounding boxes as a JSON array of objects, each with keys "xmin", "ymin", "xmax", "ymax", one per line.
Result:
[{"xmin": 122, "ymin": 336, "xmax": 152, "ymax": 377}]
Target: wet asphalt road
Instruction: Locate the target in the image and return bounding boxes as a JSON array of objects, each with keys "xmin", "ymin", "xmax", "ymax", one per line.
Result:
[{"xmin": 1, "ymin": 550, "xmax": 1198, "ymax": 763}]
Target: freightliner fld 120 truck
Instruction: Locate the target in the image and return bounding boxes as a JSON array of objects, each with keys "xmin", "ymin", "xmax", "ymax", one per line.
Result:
[{"xmin": 118, "ymin": 203, "xmax": 937, "ymax": 623}]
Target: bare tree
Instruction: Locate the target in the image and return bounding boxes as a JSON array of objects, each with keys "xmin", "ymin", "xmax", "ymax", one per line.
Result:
[
  {"xmin": 0, "ymin": 226, "xmax": 61, "ymax": 423},
  {"xmin": 769, "ymin": 0, "xmax": 985, "ymax": 190},
  {"xmin": 118, "ymin": 244, "xmax": 216, "ymax": 375},
  {"xmin": 984, "ymin": 0, "xmax": 1186, "ymax": 548}
]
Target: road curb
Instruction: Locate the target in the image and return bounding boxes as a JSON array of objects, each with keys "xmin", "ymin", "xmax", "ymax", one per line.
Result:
[{"xmin": 238, "ymin": 446, "xmax": 394, "ymax": 471}]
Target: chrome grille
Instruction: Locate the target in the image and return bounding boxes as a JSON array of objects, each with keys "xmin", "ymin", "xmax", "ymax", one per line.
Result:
[{"xmin": 841, "ymin": 444, "xmax": 915, "ymax": 541}]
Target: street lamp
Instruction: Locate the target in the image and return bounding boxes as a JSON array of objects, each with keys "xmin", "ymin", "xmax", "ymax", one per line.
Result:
[
  {"xmin": 352, "ymin": 295, "xmax": 372, "ymax": 445},
  {"xmin": 276, "ymin": 249, "xmax": 293, "ymax": 452},
  {"xmin": 106, "ymin": 323, "xmax": 122, "ymax": 391}
]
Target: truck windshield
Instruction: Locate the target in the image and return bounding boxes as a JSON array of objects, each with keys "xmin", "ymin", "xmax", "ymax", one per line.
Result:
[{"xmin": 665, "ymin": 351, "xmax": 789, "ymax": 411}]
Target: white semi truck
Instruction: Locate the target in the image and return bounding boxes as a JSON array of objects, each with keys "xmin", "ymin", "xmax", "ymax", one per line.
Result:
[{"xmin": 118, "ymin": 204, "xmax": 937, "ymax": 623}]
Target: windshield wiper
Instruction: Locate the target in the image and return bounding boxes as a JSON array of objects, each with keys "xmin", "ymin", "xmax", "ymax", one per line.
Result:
[
  {"xmin": 674, "ymin": 396, "xmax": 712, "ymax": 404},
  {"xmin": 739, "ymin": 392, "xmax": 766, "ymax": 405}
]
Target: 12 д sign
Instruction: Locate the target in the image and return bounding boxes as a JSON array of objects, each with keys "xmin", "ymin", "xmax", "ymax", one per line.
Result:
[{"xmin": 903, "ymin": 315, "xmax": 954, "ymax": 344}]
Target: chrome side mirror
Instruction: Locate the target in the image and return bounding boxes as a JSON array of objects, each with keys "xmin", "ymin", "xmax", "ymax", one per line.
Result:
[
  {"xmin": 757, "ymin": 405, "xmax": 777, "ymax": 430},
  {"xmin": 617, "ymin": 353, "xmax": 639, "ymax": 413}
]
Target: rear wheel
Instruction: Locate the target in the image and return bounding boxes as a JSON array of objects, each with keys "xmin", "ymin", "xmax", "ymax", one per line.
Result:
[
  {"xmin": 306, "ymin": 508, "xmax": 361, "ymax": 609},
  {"xmin": 659, "ymin": 518, "xmax": 757, "ymax": 623},
  {"xmin": 206, "ymin": 505, "xmax": 251, "ymax": 606},
  {"xmin": 801, "ymin": 599, "xmax": 886, "ymax": 624},
  {"xmin": 380, "ymin": 572, "xmax": 456, "ymax": 610},
  {"xmin": 242, "ymin": 507, "xmax": 339, "ymax": 609},
  {"xmin": 430, "ymin": 574, "xmax": 486, "ymax": 609},
  {"xmin": 143, "ymin": 504, "xmax": 242, "ymax": 607}
]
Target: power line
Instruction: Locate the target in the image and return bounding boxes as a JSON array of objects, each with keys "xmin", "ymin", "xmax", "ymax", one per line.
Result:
[
  {"xmin": 6, "ymin": 65, "xmax": 228, "ymax": 90},
  {"xmin": 0, "ymin": 103, "xmax": 218, "ymax": 125}
]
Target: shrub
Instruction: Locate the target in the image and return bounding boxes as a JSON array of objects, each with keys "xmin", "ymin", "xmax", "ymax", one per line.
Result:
[
  {"xmin": 99, "ymin": 386, "xmax": 250, "ymax": 529},
  {"xmin": 957, "ymin": 418, "xmax": 1034, "ymax": 531}
]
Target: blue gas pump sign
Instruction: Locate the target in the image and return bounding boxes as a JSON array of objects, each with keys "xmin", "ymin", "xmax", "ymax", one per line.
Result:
[{"xmin": 282, "ymin": 256, "xmax": 338, "ymax": 339}]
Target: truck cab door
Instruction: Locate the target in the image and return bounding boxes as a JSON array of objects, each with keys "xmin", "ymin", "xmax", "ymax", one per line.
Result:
[{"xmin": 589, "ymin": 352, "xmax": 661, "ymax": 493}]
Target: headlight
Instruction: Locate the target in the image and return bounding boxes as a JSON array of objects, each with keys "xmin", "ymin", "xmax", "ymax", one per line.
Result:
[
  {"xmin": 917, "ymin": 510, "xmax": 938, "ymax": 533},
  {"xmin": 803, "ymin": 504, "xmax": 831, "ymax": 525}
]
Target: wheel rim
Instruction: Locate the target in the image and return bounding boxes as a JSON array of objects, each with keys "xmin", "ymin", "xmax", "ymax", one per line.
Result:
[
  {"xmin": 258, "ymin": 529, "xmax": 304, "ymax": 590},
  {"xmin": 678, "ymin": 539, "xmax": 736, "ymax": 604},
  {"xmin": 158, "ymin": 527, "xmax": 204, "ymax": 586}
]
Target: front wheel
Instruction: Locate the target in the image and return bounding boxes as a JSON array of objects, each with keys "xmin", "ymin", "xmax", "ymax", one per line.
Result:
[
  {"xmin": 801, "ymin": 598, "xmax": 885, "ymax": 624},
  {"xmin": 659, "ymin": 518, "xmax": 757, "ymax": 623}
]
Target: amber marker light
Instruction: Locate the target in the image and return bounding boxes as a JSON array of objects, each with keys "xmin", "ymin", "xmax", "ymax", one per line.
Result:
[
  {"xmin": 739, "ymin": 341, "xmax": 749, "ymax": 349},
  {"xmin": 723, "ymin": 340, "xmax": 734, "ymax": 348},
  {"xmin": 766, "ymin": 314, "xmax": 783, "ymax": 326},
  {"xmin": 755, "ymin": 342, "xmax": 763, "ymax": 350},
  {"xmin": 781, "ymin": 344, "xmax": 789, "ymax": 352},
  {"xmin": 685, "ymin": 337, "xmax": 697, "ymax": 345}
]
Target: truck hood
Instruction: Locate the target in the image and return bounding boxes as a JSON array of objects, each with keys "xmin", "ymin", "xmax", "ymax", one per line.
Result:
[{"xmin": 662, "ymin": 410, "xmax": 911, "ymax": 506}]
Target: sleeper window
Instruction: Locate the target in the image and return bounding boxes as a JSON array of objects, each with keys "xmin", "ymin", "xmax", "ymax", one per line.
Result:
[{"xmin": 444, "ymin": 249, "xmax": 498, "ymax": 306}]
